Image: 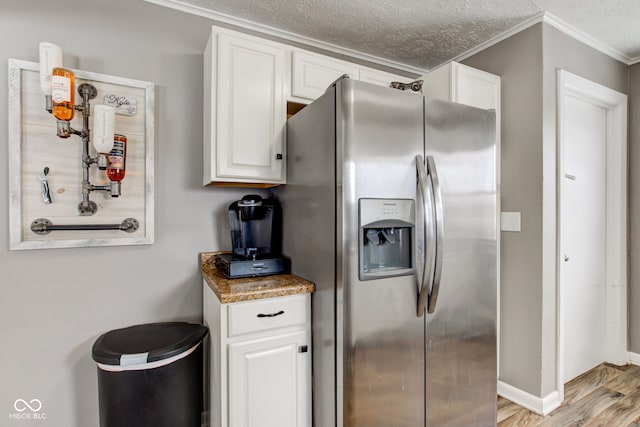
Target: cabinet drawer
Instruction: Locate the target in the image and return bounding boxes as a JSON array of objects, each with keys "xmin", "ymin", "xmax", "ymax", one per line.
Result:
[{"xmin": 228, "ymin": 294, "xmax": 307, "ymax": 337}]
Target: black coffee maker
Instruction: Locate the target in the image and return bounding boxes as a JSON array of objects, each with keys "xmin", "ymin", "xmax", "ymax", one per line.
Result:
[{"xmin": 215, "ymin": 194, "xmax": 288, "ymax": 278}]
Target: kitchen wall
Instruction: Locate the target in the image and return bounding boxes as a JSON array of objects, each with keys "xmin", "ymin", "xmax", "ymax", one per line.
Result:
[
  {"xmin": 0, "ymin": 1, "xmax": 252, "ymax": 426},
  {"xmin": 463, "ymin": 23, "xmax": 545, "ymax": 397},
  {"xmin": 630, "ymin": 64, "xmax": 640, "ymax": 355},
  {"xmin": 463, "ymin": 22, "xmax": 629, "ymax": 399}
]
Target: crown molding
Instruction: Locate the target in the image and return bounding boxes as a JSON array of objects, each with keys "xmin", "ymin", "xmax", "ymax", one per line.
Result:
[
  {"xmin": 541, "ymin": 12, "xmax": 633, "ymax": 65},
  {"xmin": 445, "ymin": 11, "xmax": 633, "ymax": 68},
  {"xmin": 142, "ymin": 0, "xmax": 427, "ymax": 75}
]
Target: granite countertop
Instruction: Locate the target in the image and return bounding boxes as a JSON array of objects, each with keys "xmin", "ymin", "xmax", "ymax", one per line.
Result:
[{"xmin": 200, "ymin": 252, "xmax": 315, "ymax": 304}]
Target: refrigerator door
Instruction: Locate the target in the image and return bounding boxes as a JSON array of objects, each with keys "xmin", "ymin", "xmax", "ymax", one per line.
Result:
[
  {"xmin": 337, "ymin": 80, "xmax": 426, "ymax": 427},
  {"xmin": 279, "ymin": 89, "xmax": 337, "ymax": 427},
  {"xmin": 424, "ymin": 98, "xmax": 497, "ymax": 426}
]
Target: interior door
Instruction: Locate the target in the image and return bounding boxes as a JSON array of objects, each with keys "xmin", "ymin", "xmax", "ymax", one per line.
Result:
[{"xmin": 561, "ymin": 94, "xmax": 607, "ymax": 383}]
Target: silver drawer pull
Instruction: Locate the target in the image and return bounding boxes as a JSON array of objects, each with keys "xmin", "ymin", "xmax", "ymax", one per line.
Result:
[{"xmin": 257, "ymin": 310, "xmax": 285, "ymax": 318}]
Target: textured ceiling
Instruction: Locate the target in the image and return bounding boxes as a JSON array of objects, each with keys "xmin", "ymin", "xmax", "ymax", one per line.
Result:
[{"xmin": 150, "ymin": 0, "xmax": 640, "ymax": 72}]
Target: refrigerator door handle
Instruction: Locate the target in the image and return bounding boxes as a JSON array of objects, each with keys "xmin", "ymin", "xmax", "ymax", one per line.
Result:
[
  {"xmin": 416, "ymin": 155, "xmax": 435, "ymax": 317},
  {"xmin": 426, "ymin": 155, "xmax": 444, "ymax": 314}
]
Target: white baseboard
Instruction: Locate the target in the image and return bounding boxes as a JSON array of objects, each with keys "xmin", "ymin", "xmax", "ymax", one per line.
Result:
[
  {"xmin": 498, "ymin": 381, "xmax": 562, "ymax": 416},
  {"xmin": 628, "ymin": 352, "xmax": 640, "ymax": 366}
]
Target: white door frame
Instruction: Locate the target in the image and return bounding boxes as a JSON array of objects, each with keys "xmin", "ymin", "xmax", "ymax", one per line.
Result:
[{"xmin": 556, "ymin": 69, "xmax": 627, "ymax": 402}]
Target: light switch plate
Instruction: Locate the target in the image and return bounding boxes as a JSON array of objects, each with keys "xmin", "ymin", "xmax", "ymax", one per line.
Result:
[{"xmin": 501, "ymin": 212, "xmax": 521, "ymax": 232}]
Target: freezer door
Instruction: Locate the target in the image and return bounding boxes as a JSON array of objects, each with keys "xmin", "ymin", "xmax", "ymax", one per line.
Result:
[
  {"xmin": 279, "ymin": 89, "xmax": 337, "ymax": 427},
  {"xmin": 337, "ymin": 80, "xmax": 426, "ymax": 427},
  {"xmin": 424, "ymin": 98, "xmax": 497, "ymax": 426}
]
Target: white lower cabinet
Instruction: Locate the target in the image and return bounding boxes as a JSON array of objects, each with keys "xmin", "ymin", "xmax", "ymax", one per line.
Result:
[
  {"xmin": 228, "ymin": 330, "xmax": 308, "ymax": 427},
  {"xmin": 203, "ymin": 284, "xmax": 311, "ymax": 427}
]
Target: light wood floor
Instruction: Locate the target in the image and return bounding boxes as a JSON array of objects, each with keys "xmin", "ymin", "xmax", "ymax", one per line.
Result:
[{"xmin": 498, "ymin": 363, "xmax": 640, "ymax": 426}]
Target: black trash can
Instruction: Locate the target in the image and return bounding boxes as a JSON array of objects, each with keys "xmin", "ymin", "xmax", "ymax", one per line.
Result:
[{"xmin": 91, "ymin": 322, "xmax": 208, "ymax": 427}]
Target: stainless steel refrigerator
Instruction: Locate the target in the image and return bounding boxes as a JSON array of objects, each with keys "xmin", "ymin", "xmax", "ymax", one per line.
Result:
[{"xmin": 277, "ymin": 77, "xmax": 497, "ymax": 427}]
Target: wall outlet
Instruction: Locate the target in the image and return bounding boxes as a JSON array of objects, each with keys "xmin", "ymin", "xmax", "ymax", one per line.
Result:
[{"xmin": 501, "ymin": 212, "xmax": 521, "ymax": 232}]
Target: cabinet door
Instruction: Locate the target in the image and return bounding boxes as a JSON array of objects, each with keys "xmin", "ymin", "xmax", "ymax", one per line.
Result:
[
  {"xmin": 291, "ymin": 50, "xmax": 360, "ymax": 100},
  {"xmin": 450, "ymin": 62, "xmax": 500, "ymax": 111},
  {"xmin": 228, "ymin": 330, "xmax": 310, "ymax": 427},
  {"xmin": 420, "ymin": 62, "xmax": 500, "ymax": 111},
  {"xmin": 359, "ymin": 67, "xmax": 408, "ymax": 88},
  {"xmin": 214, "ymin": 32, "xmax": 286, "ymax": 183}
]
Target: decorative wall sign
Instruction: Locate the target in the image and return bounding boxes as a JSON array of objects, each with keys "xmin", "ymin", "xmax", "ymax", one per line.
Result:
[
  {"xmin": 103, "ymin": 93, "xmax": 137, "ymax": 116},
  {"xmin": 8, "ymin": 59, "xmax": 155, "ymax": 250}
]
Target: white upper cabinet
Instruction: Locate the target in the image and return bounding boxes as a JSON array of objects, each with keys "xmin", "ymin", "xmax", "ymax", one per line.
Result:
[
  {"xmin": 291, "ymin": 53, "xmax": 410, "ymax": 100},
  {"xmin": 204, "ymin": 29, "xmax": 286, "ymax": 186},
  {"xmin": 451, "ymin": 64, "xmax": 500, "ymax": 111},
  {"xmin": 291, "ymin": 50, "xmax": 360, "ymax": 100},
  {"xmin": 421, "ymin": 61, "xmax": 500, "ymax": 111},
  {"xmin": 359, "ymin": 67, "xmax": 409, "ymax": 88},
  {"xmin": 203, "ymin": 25, "xmax": 417, "ymax": 187}
]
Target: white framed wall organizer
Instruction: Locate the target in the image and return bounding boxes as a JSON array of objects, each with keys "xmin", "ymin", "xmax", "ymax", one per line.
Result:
[{"xmin": 8, "ymin": 58, "xmax": 155, "ymax": 250}]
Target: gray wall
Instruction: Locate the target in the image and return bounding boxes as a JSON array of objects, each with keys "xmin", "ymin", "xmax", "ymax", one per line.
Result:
[
  {"xmin": 463, "ymin": 24, "xmax": 545, "ymax": 397},
  {"xmin": 630, "ymin": 64, "xmax": 640, "ymax": 354},
  {"xmin": 0, "ymin": 2, "xmax": 253, "ymax": 426},
  {"xmin": 464, "ymin": 22, "xmax": 629, "ymax": 398}
]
